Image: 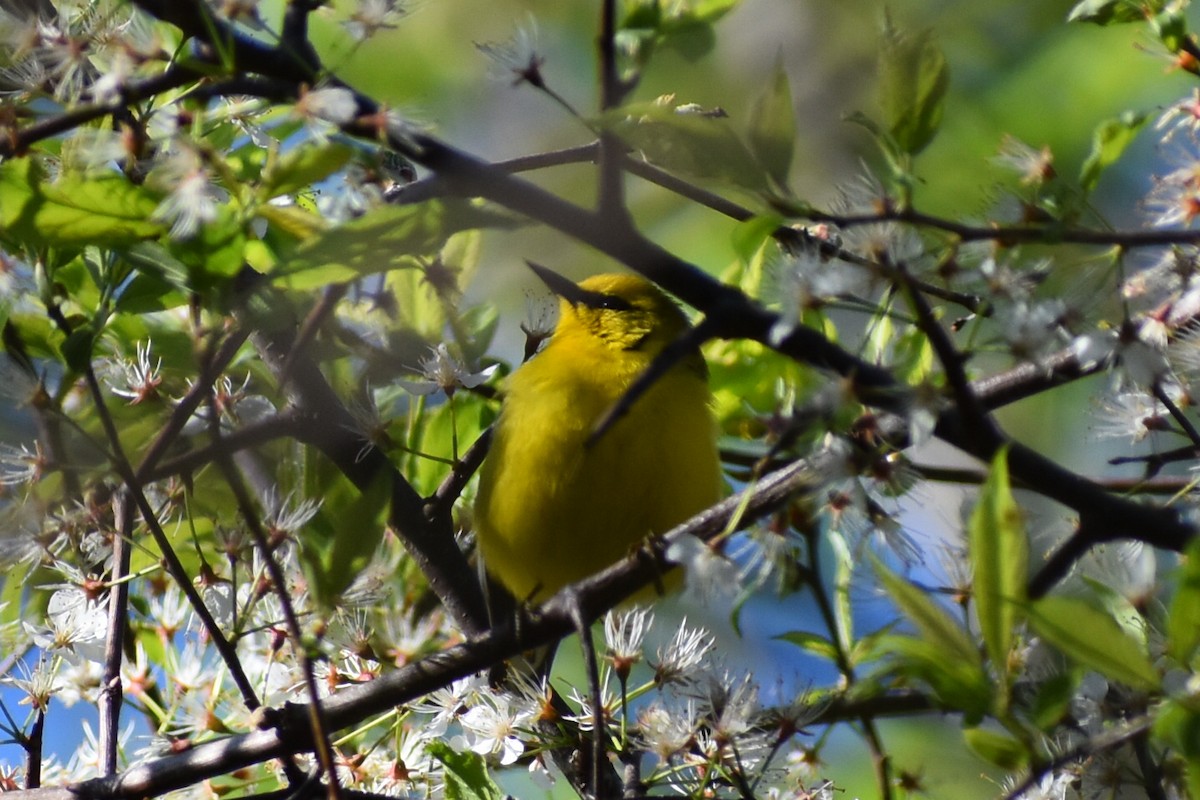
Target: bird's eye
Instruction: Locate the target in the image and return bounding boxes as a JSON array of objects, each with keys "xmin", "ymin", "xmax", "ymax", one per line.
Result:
[{"xmin": 595, "ymin": 295, "xmax": 634, "ymax": 311}]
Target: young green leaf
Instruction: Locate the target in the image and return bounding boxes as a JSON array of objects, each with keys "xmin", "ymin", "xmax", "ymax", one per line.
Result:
[
  {"xmin": 747, "ymin": 60, "xmax": 796, "ymax": 188},
  {"xmin": 273, "ymin": 200, "xmax": 520, "ymax": 290},
  {"xmin": 962, "ymin": 727, "xmax": 1029, "ymax": 770},
  {"xmin": 427, "ymin": 741, "xmax": 505, "ymax": 800},
  {"xmin": 1079, "ymin": 111, "xmax": 1147, "ymax": 194},
  {"xmin": 878, "ymin": 19, "xmax": 949, "ymax": 157},
  {"xmin": 872, "ymin": 553, "xmax": 980, "ymax": 667},
  {"xmin": 260, "ymin": 141, "xmax": 355, "ymax": 202},
  {"xmin": 968, "ymin": 447, "xmax": 1028, "ymax": 683},
  {"xmin": 1168, "ymin": 538, "xmax": 1200, "ymax": 663},
  {"xmin": 776, "ymin": 630, "xmax": 840, "ymax": 662},
  {"xmin": 0, "ymin": 158, "xmax": 164, "ymax": 248},
  {"xmin": 599, "ymin": 102, "xmax": 768, "ymax": 191},
  {"xmin": 1028, "ymin": 596, "xmax": 1160, "ymax": 692},
  {"xmin": 874, "ymin": 633, "xmax": 991, "ymax": 717},
  {"xmin": 1068, "ymin": 0, "xmax": 1163, "ymax": 25}
]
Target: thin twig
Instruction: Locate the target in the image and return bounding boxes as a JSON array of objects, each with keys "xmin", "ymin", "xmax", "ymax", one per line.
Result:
[
  {"xmin": 205, "ymin": 406, "xmax": 342, "ymax": 800},
  {"xmin": 98, "ymin": 491, "xmax": 134, "ymax": 776},
  {"xmin": 1000, "ymin": 715, "xmax": 1152, "ymax": 800},
  {"xmin": 134, "ymin": 328, "xmax": 251, "ymax": 483},
  {"xmin": 801, "ymin": 524, "xmax": 894, "ymax": 800},
  {"xmin": 143, "ymin": 411, "xmax": 310, "ymax": 482},
  {"xmin": 0, "ymin": 66, "xmax": 196, "ymax": 158},
  {"xmin": 76, "ymin": 451, "xmax": 926, "ymax": 800},
  {"xmin": 586, "ymin": 317, "xmax": 721, "ymax": 447},
  {"xmin": 566, "ymin": 590, "xmax": 604, "ymax": 800},
  {"xmin": 425, "ymin": 426, "xmax": 492, "ymax": 520},
  {"xmin": 1153, "ymin": 381, "xmax": 1200, "ymax": 446},
  {"xmin": 79, "ymin": 363, "xmax": 261, "ymax": 710},
  {"xmin": 894, "ymin": 260, "xmax": 1001, "ymax": 454}
]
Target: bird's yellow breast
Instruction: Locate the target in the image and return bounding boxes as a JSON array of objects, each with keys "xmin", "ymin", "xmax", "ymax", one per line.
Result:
[{"xmin": 473, "ymin": 274, "xmax": 722, "ymax": 603}]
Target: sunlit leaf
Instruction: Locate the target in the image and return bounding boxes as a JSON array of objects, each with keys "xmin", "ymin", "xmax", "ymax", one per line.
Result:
[
  {"xmin": 730, "ymin": 214, "xmax": 783, "ymax": 265},
  {"xmin": 747, "ymin": 60, "xmax": 796, "ymax": 188},
  {"xmin": 963, "ymin": 727, "xmax": 1028, "ymax": 770},
  {"xmin": 168, "ymin": 205, "xmax": 247, "ymax": 288},
  {"xmin": 1068, "ymin": 0, "xmax": 1163, "ymax": 24},
  {"xmin": 428, "ymin": 740, "xmax": 504, "ymax": 800},
  {"xmin": 1079, "ymin": 111, "xmax": 1147, "ymax": 194},
  {"xmin": 600, "ymin": 102, "xmax": 768, "ymax": 191},
  {"xmin": 874, "ymin": 634, "xmax": 991, "ymax": 717},
  {"xmin": 1028, "ymin": 596, "xmax": 1160, "ymax": 691},
  {"xmin": 0, "ymin": 158, "xmax": 164, "ymax": 248},
  {"xmin": 872, "ymin": 554, "xmax": 980, "ymax": 666},
  {"xmin": 1168, "ymin": 538, "xmax": 1200, "ymax": 663},
  {"xmin": 776, "ymin": 630, "xmax": 839, "ymax": 662},
  {"xmin": 878, "ymin": 18, "xmax": 948, "ymax": 156},
  {"xmin": 968, "ymin": 447, "xmax": 1027, "ymax": 687},
  {"xmin": 273, "ymin": 200, "xmax": 521, "ymax": 290},
  {"xmin": 260, "ymin": 140, "xmax": 355, "ymax": 201}
]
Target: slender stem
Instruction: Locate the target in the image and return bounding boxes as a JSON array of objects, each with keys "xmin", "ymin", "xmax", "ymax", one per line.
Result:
[
  {"xmin": 134, "ymin": 328, "xmax": 251, "ymax": 483},
  {"xmin": 206, "ymin": 397, "xmax": 342, "ymax": 800},
  {"xmin": 98, "ymin": 492, "xmax": 135, "ymax": 776},
  {"xmin": 803, "ymin": 525, "xmax": 893, "ymax": 800},
  {"xmin": 79, "ymin": 363, "xmax": 262, "ymax": 711},
  {"xmin": 566, "ymin": 591, "xmax": 604, "ymax": 800},
  {"xmin": 1153, "ymin": 381, "xmax": 1200, "ymax": 446}
]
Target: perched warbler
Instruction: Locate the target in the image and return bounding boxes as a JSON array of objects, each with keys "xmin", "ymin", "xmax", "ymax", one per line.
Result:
[{"xmin": 473, "ymin": 268, "xmax": 723, "ymax": 604}]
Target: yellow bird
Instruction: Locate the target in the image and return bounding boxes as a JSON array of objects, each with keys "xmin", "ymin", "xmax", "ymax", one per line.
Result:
[{"xmin": 473, "ymin": 268, "xmax": 723, "ymax": 604}]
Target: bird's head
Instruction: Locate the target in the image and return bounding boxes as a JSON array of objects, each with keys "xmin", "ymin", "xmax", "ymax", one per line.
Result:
[{"xmin": 529, "ymin": 264, "xmax": 690, "ymax": 354}]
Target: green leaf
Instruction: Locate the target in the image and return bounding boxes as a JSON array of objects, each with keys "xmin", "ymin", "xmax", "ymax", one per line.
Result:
[
  {"xmin": 968, "ymin": 447, "xmax": 1028, "ymax": 684},
  {"xmin": 1152, "ymin": 6, "xmax": 1189, "ymax": 53},
  {"xmin": 260, "ymin": 141, "xmax": 355, "ymax": 201},
  {"xmin": 257, "ymin": 203, "xmax": 329, "ymax": 243},
  {"xmin": 877, "ymin": 18, "xmax": 949, "ymax": 156},
  {"xmin": 300, "ymin": 471, "xmax": 390, "ymax": 608},
  {"xmin": 0, "ymin": 158, "xmax": 164, "ymax": 248},
  {"xmin": 273, "ymin": 200, "xmax": 521, "ymax": 290},
  {"xmin": 60, "ymin": 325, "xmax": 96, "ymax": 373},
  {"xmin": 405, "ymin": 393, "xmax": 493, "ymax": 496},
  {"xmin": 747, "ymin": 60, "xmax": 796, "ymax": 188},
  {"xmin": 427, "ymin": 741, "xmax": 504, "ymax": 800},
  {"xmin": 600, "ymin": 102, "xmax": 768, "ymax": 191},
  {"xmin": 1079, "ymin": 111, "xmax": 1147, "ymax": 194},
  {"xmin": 167, "ymin": 205, "xmax": 247, "ymax": 288},
  {"xmin": 963, "ymin": 727, "xmax": 1028, "ymax": 770},
  {"xmin": 1168, "ymin": 538, "xmax": 1200, "ymax": 663},
  {"xmin": 121, "ymin": 241, "xmax": 192, "ymax": 290},
  {"xmin": 620, "ymin": 0, "xmax": 740, "ymax": 63},
  {"xmin": 731, "ymin": 215, "xmax": 784, "ymax": 265},
  {"xmin": 1030, "ymin": 670, "xmax": 1077, "ymax": 730},
  {"xmin": 1027, "ymin": 596, "xmax": 1160, "ymax": 691},
  {"xmin": 1153, "ymin": 697, "xmax": 1200, "ymax": 798},
  {"xmin": 776, "ymin": 630, "xmax": 840, "ymax": 662},
  {"xmin": 872, "ymin": 553, "xmax": 980, "ymax": 667},
  {"xmin": 1155, "ymin": 699, "xmax": 1200, "ymax": 760},
  {"xmin": 875, "ymin": 634, "xmax": 991, "ymax": 716},
  {"xmin": 1068, "ymin": 0, "xmax": 1163, "ymax": 25}
]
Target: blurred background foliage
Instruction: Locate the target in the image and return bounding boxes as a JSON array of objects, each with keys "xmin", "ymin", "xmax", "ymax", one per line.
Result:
[
  {"xmin": 2, "ymin": 1, "xmax": 1198, "ymax": 798},
  {"xmin": 296, "ymin": 2, "xmax": 1198, "ymax": 797}
]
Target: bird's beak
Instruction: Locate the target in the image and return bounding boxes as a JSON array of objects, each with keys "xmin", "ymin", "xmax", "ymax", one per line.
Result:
[
  {"xmin": 526, "ymin": 262, "xmax": 637, "ymax": 312},
  {"xmin": 527, "ymin": 261, "xmax": 586, "ymax": 303}
]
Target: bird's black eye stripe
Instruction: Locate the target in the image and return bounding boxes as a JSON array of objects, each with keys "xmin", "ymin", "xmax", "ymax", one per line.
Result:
[{"xmin": 593, "ymin": 294, "xmax": 635, "ymax": 311}]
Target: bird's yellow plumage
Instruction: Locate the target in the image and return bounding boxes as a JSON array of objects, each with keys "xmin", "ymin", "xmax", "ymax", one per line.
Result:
[{"xmin": 474, "ymin": 271, "xmax": 723, "ymax": 603}]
